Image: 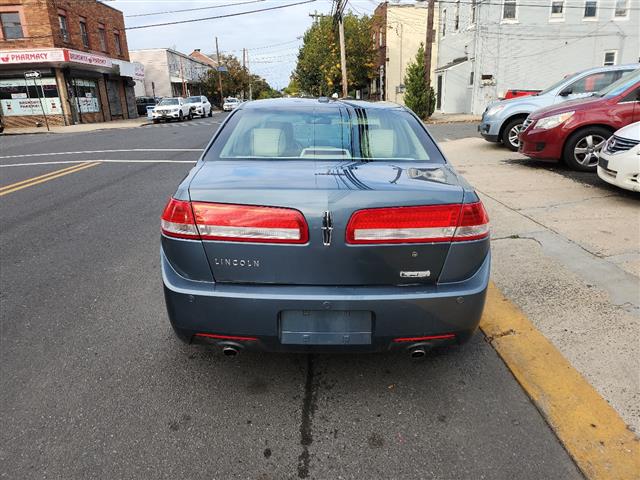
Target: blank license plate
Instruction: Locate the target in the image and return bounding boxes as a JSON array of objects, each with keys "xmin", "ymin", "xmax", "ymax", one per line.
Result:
[{"xmin": 280, "ymin": 310, "xmax": 372, "ymax": 345}]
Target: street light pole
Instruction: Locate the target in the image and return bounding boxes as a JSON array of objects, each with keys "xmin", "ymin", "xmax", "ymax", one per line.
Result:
[
  {"xmin": 215, "ymin": 36, "xmax": 224, "ymax": 106},
  {"xmin": 338, "ymin": 16, "xmax": 348, "ymax": 98},
  {"xmin": 423, "ymin": 0, "xmax": 435, "ymax": 89}
]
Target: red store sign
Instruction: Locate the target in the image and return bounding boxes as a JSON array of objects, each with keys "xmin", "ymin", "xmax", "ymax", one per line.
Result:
[
  {"xmin": 0, "ymin": 48, "xmax": 112, "ymax": 68},
  {"xmin": 0, "ymin": 49, "xmax": 66, "ymax": 64}
]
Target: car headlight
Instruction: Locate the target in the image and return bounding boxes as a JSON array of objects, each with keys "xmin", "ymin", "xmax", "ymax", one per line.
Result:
[
  {"xmin": 535, "ymin": 111, "xmax": 574, "ymax": 130},
  {"xmin": 486, "ymin": 104, "xmax": 505, "ymax": 117}
]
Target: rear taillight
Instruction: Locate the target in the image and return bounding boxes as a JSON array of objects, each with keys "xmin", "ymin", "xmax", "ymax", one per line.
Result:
[
  {"xmin": 161, "ymin": 198, "xmax": 309, "ymax": 244},
  {"xmin": 161, "ymin": 198, "xmax": 199, "ymax": 239},
  {"xmin": 346, "ymin": 202, "xmax": 489, "ymax": 244}
]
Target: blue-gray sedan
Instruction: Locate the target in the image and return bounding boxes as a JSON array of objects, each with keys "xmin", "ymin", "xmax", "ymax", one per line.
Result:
[{"xmin": 161, "ymin": 98, "xmax": 490, "ymax": 357}]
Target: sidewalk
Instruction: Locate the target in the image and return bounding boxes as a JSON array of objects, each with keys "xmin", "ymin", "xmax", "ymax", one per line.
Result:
[
  {"xmin": 2, "ymin": 117, "xmax": 149, "ymax": 135},
  {"xmin": 425, "ymin": 112, "xmax": 481, "ymax": 124}
]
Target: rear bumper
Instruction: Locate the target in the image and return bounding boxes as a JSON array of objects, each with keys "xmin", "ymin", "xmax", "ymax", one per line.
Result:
[{"xmin": 161, "ymin": 249, "xmax": 490, "ymax": 353}]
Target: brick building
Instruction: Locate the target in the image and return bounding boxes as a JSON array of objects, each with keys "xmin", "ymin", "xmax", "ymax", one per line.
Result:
[{"xmin": 0, "ymin": 0, "xmax": 144, "ymax": 128}]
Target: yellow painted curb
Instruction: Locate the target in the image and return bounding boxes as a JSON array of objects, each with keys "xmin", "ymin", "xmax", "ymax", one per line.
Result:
[{"xmin": 481, "ymin": 282, "xmax": 640, "ymax": 480}]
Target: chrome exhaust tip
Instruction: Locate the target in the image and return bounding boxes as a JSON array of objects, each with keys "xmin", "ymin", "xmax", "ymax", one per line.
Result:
[
  {"xmin": 222, "ymin": 346, "xmax": 239, "ymax": 357},
  {"xmin": 409, "ymin": 347, "xmax": 427, "ymax": 359}
]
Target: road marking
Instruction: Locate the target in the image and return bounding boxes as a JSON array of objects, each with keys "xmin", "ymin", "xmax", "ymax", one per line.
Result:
[
  {"xmin": 481, "ymin": 282, "xmax": 640, "ymax": 480},
  {"xmin": 0, "ymin": 160, "xmax": 196, "ymax": 168},
  {"xmin": 0, "ymin": 162, "xmax": 100, "ymax": 196},
  {"xmin": 0, "ymin": 149, "xmax": 203, "ymax": 159}
]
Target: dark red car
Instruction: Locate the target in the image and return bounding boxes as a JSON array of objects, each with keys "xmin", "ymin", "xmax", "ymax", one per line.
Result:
[{"xmin": 519, "ymin": 69, "xmax": 640, "ymax": 171}]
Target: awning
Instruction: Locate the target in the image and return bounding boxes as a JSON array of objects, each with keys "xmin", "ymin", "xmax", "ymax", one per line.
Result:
[{"xmin": 435, "ymin": 56, "xmax": 468, "ymax": 73}]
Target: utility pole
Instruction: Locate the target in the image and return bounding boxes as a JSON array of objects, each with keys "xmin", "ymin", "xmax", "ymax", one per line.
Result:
[
  {"xmin": 338, "ymin": 18, "xmax": 348, "ymax": 97},
  {"xmin": 333, "ymin": 0, "xmax": 348, "ymax": 98},
  {"xmin": 242, "ymin": 47, "xmax": 246, "ymax": 101},
  {"xmin": 215, "ymin": 36, "xmax": 224, "ymax": 106},
  {"xmin": 423, "ymin": 0, "xmax": 435, "ymax": 89}
]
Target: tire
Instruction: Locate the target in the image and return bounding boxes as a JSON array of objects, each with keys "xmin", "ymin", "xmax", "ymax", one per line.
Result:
[
  {"xmin": 502, "ymin": 117, "xmax": 525, "ymax": 151},
  {"xmin": 563, "ymin": 126, "xmax": 611, "ymax": 172},
  {"xmin": 187, "ymin": 111, "xmax": 193, "ymax": 121},
  {"xmin": 178, "ymin": 112, "xmax": 183, "ymax": 122},
  {"xmin": 152, "ymin": 119, "xmax": 159, "ymax": 124},
  {"xmin": 208, "ymin": 108, "xmax": 213, "ymax": 117}
]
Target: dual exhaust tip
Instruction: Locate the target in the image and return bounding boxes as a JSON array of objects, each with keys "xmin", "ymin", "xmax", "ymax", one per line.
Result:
[{"xmin": 217, "ymin": 342, "xmax": 432, "ymax": 359}]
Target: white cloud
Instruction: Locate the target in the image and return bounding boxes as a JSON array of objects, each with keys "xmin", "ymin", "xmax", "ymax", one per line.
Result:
[{"xmin": 113, "ymin": 0, "xmax": 376, "ymax": 89}]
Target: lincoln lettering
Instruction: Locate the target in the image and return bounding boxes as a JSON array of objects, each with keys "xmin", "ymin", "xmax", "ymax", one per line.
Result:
[{"xmin": 213, "ymin": 258, "xmax": 260, "ymax": 268}]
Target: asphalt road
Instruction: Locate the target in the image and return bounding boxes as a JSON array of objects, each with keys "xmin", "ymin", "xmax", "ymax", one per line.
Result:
[{"xmin": 0, "ymin": 117, "xmax": 583, "ymax": 479}]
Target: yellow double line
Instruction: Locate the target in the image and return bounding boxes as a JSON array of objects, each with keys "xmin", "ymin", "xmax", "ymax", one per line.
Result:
[{"xmin": 0, "ymin": 162, "xmax": 100, "ymax": 197}]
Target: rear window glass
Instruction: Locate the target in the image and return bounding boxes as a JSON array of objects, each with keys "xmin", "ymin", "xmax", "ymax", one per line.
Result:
[{"xmin": 209, "ymin": 106, "xmax": 439, "ymax": 162}]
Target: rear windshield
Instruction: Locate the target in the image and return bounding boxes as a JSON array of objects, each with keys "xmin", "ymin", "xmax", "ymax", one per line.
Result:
[{"xmin": 207, "ymin": 106, "xmax": 441, "ymax": 162}]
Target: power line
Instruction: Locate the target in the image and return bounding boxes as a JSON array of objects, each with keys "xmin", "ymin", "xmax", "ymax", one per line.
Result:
[
  {"xmin": 125, "ymin": 0, "xmax": 266, "ymax": 18},
  {"xmin": 125, "ymin": 0, "xmax": 318, "ymax": 30}
]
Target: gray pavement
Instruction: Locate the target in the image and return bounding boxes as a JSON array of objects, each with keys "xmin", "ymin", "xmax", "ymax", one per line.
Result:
[{"xmin": 0, "ymin": 120, "xmax": 583, "ymax": 479}]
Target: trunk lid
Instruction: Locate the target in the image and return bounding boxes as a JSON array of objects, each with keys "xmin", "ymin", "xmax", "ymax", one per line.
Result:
[{"xmin": 189, "ymin": 160, "xmax": 465, "ymax": 286}]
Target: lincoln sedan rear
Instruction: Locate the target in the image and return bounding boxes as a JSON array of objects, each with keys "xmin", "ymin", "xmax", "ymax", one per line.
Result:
[{"xmin": 161, "ymin": 98, "xmax": 490, "ymax": 355}]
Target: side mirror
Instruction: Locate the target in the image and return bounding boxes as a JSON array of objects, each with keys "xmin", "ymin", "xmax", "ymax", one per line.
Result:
[{"xmin": 559, "ymin": 87, "xmax": 573, "ymax": 97}]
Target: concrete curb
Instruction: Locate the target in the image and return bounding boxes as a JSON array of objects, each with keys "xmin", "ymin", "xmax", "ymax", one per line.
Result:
[{"xmin": 481, "ymin": 282, "xmax": 640, "ymax": 480}]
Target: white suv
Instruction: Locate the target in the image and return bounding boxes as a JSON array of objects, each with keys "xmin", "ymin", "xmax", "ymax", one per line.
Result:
[
  {"xmin": 185, "ymin": 95, "xmax": 212, "ymax": 118},
  {"xmin": 152, "ymin": 97, "xmax": 191, "ymax": 123}
]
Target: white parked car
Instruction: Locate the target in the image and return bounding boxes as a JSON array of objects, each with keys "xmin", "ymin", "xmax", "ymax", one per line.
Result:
[
  {"xmin": 223, "ymin": 97, "xmax": 240, "ymax": 111},
  {"xmin": 597, "ymin": 122, "xmax": 640, "ymax": 192},
  {"xmin": 152, "ymin": 97, "xmax": 191, "ymax": 123},
  {"xmin": 185, "ymin": 95, "xmax": 212, "ymax": 118}
]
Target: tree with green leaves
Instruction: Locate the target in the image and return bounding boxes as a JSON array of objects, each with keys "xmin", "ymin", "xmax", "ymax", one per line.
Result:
[
  {"xmin": 403, "ymin": 44, "xmax": 436, "ymax": 119},
  {"xmin": 202, "ymin": 53, "xmax": 280, "ymax": 105},
  {"xmin": 294, "ymin": 14, "xmax": 376, "ymax": 97}
]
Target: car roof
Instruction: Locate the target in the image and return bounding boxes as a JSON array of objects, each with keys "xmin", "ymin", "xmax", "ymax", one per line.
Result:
[
  {"xmin": 574, "ymin": 64, "xmax": 639, "ymax": 75},
  {"xmin": 239, "ymin": 97, "xmax": 405, "ymax": 111}
]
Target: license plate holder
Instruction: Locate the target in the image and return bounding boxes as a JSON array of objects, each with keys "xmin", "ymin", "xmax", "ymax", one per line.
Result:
[
  {"xmin": 598, "ymin": 157, "xmax": 608, "ymax": 169},
  {"xmin": 280, "ymin": 310, "xmax": 372, "ymax": 345}
]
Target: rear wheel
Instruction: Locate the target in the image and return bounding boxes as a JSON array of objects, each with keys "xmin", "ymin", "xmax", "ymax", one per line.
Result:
[
  {"xmin": 502, "ymin": 117, "xmax": 525, "ymax": 151},
  {"xmin": 563, "ymin": 126, "xmax": 610, "ymax": 172}
]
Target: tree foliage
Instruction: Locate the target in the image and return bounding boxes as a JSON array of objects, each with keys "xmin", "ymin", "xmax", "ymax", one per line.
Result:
[
  {"xmin": 294, "ymin": 14, "xmax": 376, "ymax": 96},
  {"xmin": 403, "ymin": 44, "xmax": 435, "ymax": 119},
  {"xmin": 202, "ymin": 53, "xmax": 280, "ymax": 105}
]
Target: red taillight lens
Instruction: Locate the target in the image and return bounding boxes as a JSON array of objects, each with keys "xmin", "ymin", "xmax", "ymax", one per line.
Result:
[
  {"xmin": 453, "ymin": 202, "xmax": 490, "ymax": 241},
  {"xmin": 161, "ymin": 198, "xmax": 309, "ymax": 244},
  {"xmin": 161, "ymin": 198, "xmax": 199, "ymax": 239},
  {"xmin": 346, "ymin": 202, "xmax": 489, "ymax": 244},
  {"xmin": 192, "ymin": 202, "xmax": 308, "ymax": 244}
]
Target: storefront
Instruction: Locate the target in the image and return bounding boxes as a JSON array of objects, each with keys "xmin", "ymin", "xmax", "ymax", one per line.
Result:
[{"xmin": 0, "ymin": 48, "xmax": 143, "ymax": 128}]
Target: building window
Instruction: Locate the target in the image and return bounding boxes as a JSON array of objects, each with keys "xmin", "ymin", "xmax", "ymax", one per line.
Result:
[
  {"xmin": 58, "ymin": 12, "xmax": 69, "ymax": 42},
  {"xmin": 469, "ymin": 71, "xmax": 474, "ymax": 85},
  {"xmin": 614, "ymin": 0, "xmax": 628, "ymax": 17},
  {"xmin": 378, "ymin": 28, "xmax": 383, "ymax": 47},
  {"xmin": 441, "ymin": 9, "xmax": 447, "ymax": 37},
  {"xmin": 0, "ymin": 12, "xmax": 24, "ymax": 39},
  {"xmin": 584, "ymin": 0, "xmax": 597, "ymax": 18},
  {"xmin": 503, "ymin": 0, "xmax": 517, "ymax": 20},
  {"xmin": 603, "ymin": 51, "xmax": 617, "ymax": 66},
  {"xmin": 454, "ymin": 0, "xmax": 460, "ymax": 30},
  {"xmin": 98, "ymin": 24, "xmax": 107, "ymax": 51},
  {"xmin": 114, "ymin": 31, "xmax": 122, "ymax": 56},
  {"xmin": 470, "ymin": 0, "xmax": 477, "ymax": 24},
  {"xmin": 550, "ymin": 1, "xmax": 564, "ymax": 19},
  {"xmin": 79, "ymin": 18, "xmax": 89, "ymax": 48}
]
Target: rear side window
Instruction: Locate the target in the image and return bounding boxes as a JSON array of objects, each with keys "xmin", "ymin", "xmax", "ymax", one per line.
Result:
[
  {"xmin": 210, "ymin": 106, "xmax": 440, "ymax": 162},
  {"xmin": 569, "ymin": 71, "xmax": 625, "ymax": 93}
]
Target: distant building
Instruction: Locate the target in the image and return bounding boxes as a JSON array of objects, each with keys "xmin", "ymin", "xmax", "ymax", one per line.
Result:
[
  {"xmin": 0, "ymin": 0, "xmax": 143, "ymax": 128},
  {"xmin": 435, "ymin": 0, "xmax": 639, "ymax": 114},
  {"xmin": 130, "ymin": 48, "xmax": 212, "ymax": 98},
  {"xmin": 370, "ymin": 1, "xmax": 439, "ymax": 105}
]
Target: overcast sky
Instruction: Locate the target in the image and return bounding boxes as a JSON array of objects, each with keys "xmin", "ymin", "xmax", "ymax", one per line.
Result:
[{"xmin": 111, "ymin": 0, "xmax": 378, "ymax": 89}]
